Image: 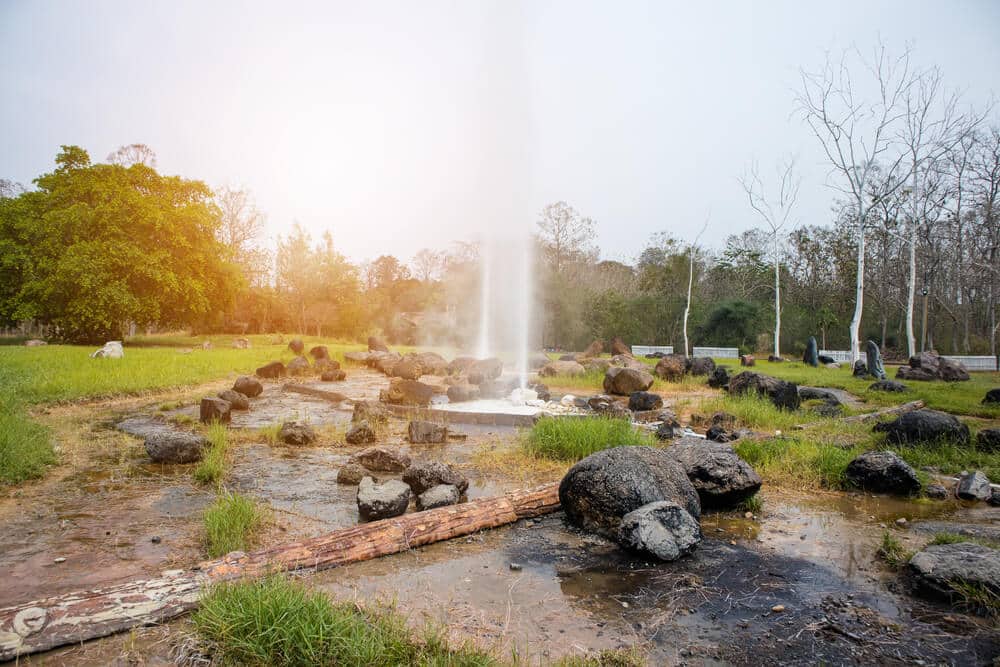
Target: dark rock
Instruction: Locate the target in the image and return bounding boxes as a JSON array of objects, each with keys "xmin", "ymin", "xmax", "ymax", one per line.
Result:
[
  {"xmin": 407, "ymin": 420, "xmax": 447, "ymax": 444},
  {"xmin": 852, "ymin": 360, "xmax": 868, "ymax": 378},
  {"xmin": 956, "ymin": 470, "xmax": 992, "ymax": 501},
  {"xmin": 707, "ymin": 366, "xmax": 730, "ymax": 389},
  {"xmin": 976, "ymin": 428, "xmax": 1000, "ymax": 453},
  {"xmin": 353, "ymin": 447, "xmax": 411, "ymax": 472},
  {"xmin": 728, "ymin": 371, "xmax": 801, "ymax": 410},
  {"xmin": 610, "ymin": 354, "xmax": 645, "ymax": 370},
  {"xmin": 391, "ymin": 356, "xmax": 424, "ymax": 380},
  {"xmin": 345, "ymin": 420, "xmax": 377, "ymax": 445},
  {"xmin": 539, "ymin": 360, "xmax": 586, "ymax": 377},
  {"xmin": 344, "ymin": 351, "xmax": 371, "ymax": 364},
  {"xmin": 740, "ymin": 354, "xmax": 755, "ymax": 367},
  {"xmin": 989, "ymin": 489, "xmax": 1000, "ymax": 506},
  {"xmin": 616, "ymin": 501, "xmax": 701, "ymax": 561},
  {"xmin": 447, "ymin": 356, "xmax": 476, "ymax": 375},
  {"xmin": 372, "ymin": 352, "xmax": 402, "ymax": 375},
  {"xmin": 218, "ymin": 389, "xmax": 249, "ymax": 411},
  {"xmin": 233, "ymin": 375, "xmax": 263, "ymax": 398},
  {"xmin": 705, "ymin": 425, "xmax": 733, "ymax": 442},
  {"xmin": 908, "ymin": 543, "xmax": 1000, "ymax": 607},
  {"xmin": 309, "ymin": 345, "xmax": 329, "ymax": 360},
  {"xmin": 665, "ymin": 436, "xmax": 762, "ymax": 508},
  {"xmin": 380, "ymin": 378, "xmax": 436, "ymax": 406},
  {"xmin": 655, "ymin": 420, "xmax": 682, "ymax": 441},
  {"xmin": 583, "ymin": 358, "xmax": 612, "ymax": 373},
  {"xmin": 609, "ymin": 336, "xmax": 631, "ymax": 356},
  {"xmin": 558, "ymin": 446, "xmax": 701, "ymax": 539},
  {"xmin": 314, "ymin": 357, "xmax": 341, "ymax": 372},
  {"xmin": 467, "ymin": 358, "xmax": 503, "ymax": 384},
  {"xmin": 353, "ymin": 400, "xmax": 392, "ymax": 424},
  {"xmin": 897, "ymin": 351, "xmax": 970, "ymax": 382},
  {"xmin": 255, "ymin": 361, "xmax": 286, "ymax": 379},
  {"xmin": 368, "ymin": 336, "xmax": 389, "ymax": 353},
  {"xmin": 337, "ymin": 463, "xmax": 366, "ymax": 485},
  {"xmin": 278, "ymin": 421, "xmax": 317, "ymax": 446},
  {"xmin": 983, "ymin": 388, "xmax": 1000, "ymax": 405},
  {"xmin": 199, "ymin": 397, "xmax": 231, "ymax": 424},
  {"xmin": 603, "ymin": 367, "xmax": 654, "ymax": 396},
  {"xmin": 654, "ymin": 354, "xmax": 687, "ymax": 381},
  {"xmin": 870, "ymin": 380, "xmax": 907, "ymax": 393},
  {"xmin": 529, "ymin": 382, "xmax": 551, "ymax": 402},
  {"xmin": 416, "ymin": 484, "xmax": 460, "ymax": 511},
  {"xmin": 803, "ymin": 336, "xmax": 819, "ymax": 367},
  {"xmin": 866, "ymin": 340, "xmax": 887, "ymax": 380},
  {"xmin": 321, "ymin": 369, "xmax": 346, "ymax": 382},
  {"xmin": 924, "ymin": 484, "xmax": 949, "ymax": 500},
  {"xmin": 873, "ymin": 409, "xmax": 970, "ymax": 445},
  {"xmin": 686, "ymin": 357, "xmax": 716, "ymax": 376},
  {"xmin": 288, "ymin": 338, "xmax": 304, "ymax": 355},
  {"xmin": 357, "ymin": 477, "xmax": 410, "ymax": 520},
  {"xmin": 845, "ymin": 451, "xmax": 921, "ymax": 495},
  {"xmin": 145, "ymin": 431, "xmax": 207, "ymax": 463},
  {"xmin": 645, "ymin": 352, "xmax": 666, "ymax": 359},
  {"xmin": 446, "ymin": 384, "xmax": 480, "ymax": 403},
  {"xmin": 628, "ymin": 391, "xmax": 663, "ymax": 411},
  {"xmin": 767, "ymin": 354, "xmax": 785, "ymax": 362},
  {"xmin": 286, "ymin": 355, "xmax": 310, "ymax": 376},
  {"xmin": 582, "ymin": 340, "xmax": 604, "ymax": 358},
  {"xmin": 413, "ymin": 352, "xmax": 449, "ymax": 376},
  {"xmin": 817, "ymin": 354, "xmax": 835, "ymax": 365},
  {"xmin": 403, "ymin": 460, "xmax": 469, "ymax": 495}
]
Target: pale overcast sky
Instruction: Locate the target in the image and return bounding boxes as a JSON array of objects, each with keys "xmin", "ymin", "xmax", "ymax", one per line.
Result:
[{"xmin": 2, "ymin": 1, "xmax": 998, "ymax": 264}]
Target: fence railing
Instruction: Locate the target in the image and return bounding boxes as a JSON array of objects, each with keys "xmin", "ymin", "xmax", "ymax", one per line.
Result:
[
  {"xmin": 819, "ymin": 350, "xmax": 853, "ymax": 363},
  {"xmin": 944, "ymin": 355, "xmax": 999, "ymax": 371},
  {"xmin": 631, "ymin": 345, "xmax": 674, "ymax": 356},
  {"xmin": 692, "ymin": 346, "xmax": 739, "ymax": 359}
]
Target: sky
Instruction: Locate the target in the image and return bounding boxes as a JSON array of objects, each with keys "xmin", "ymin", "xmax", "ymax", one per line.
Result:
[{"xmin": 2, "ymin": 0, "xmax": 999, "ymax": 265}]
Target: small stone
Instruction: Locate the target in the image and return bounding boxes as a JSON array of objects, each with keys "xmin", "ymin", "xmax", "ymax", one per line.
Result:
[
  {"xmin": 509, "ymin": 562, "xmax": 523, "ymax": 571},
  {"xmin": 151, "ymin": 536, "xmax": 161, "ymax": 544},
  {"xmin": 771, "ymin": 605, "xmax": 785, "ymax": 613},
  {"xmin": 895, "ymin": 517, "xmax": 908, "ymax": 526},
  {"xmin": 53, "ymin": 557, "xmax": 66, "ymax": 563},
  {"xmin": 744, "ymin": 511, "xmax": 753, "ymax": 519}
]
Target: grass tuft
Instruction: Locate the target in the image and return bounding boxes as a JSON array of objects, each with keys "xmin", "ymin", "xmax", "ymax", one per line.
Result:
[
  {"xmin": 876, "ymin": 530, "xmax": 912, "ymax": 569},
  {"xmin": 553, "ymin": 648, "xmax": 646, "ymax": 666},
  {"xmin": 524, "ymin": 416, "xmax": 655, "ymax": 461},
  {"xmin": 203, "ymin": 492, "xmax": 266, "ymax": 558},
  {"xmin": 929, "ymin": 533, "xmax": 1000, "ymax": 550},
  {"xmin": 192, "ymin": 575, "xmax": 497, "ymax": 666},
  {"xmin": 735, "ymin": 493, "xmax": 763, "ymax": 514},
  {"xmin": 0, "ymin": 399, "xmax": 55, "ymax": 485},
  {"xmin": 194, "ymin": 422, "xmax": 228, "ymax": 486},
  {"xmin": 734, "ymin": 436, "xmax": 861, "ymax": 489},
  {"xmin": 949, "ymin": 580, "xmax": 1000, "ymax": 619}
]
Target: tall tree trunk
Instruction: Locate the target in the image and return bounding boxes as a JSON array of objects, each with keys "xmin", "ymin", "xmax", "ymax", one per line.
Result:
[
  {"xmin": 905, "ymin": 220, "xmax": 918, "ymax": 356},
  {"xmin": 683, "ymin": 246, "xmax": 695, "ymax": 357},
  {"xmin": 773, "ymin": 236, "xmax": 781, "ymax": 357},
  {"xmin": 849, "ymin": 212, "xmax": 866, "ymax": 362}
]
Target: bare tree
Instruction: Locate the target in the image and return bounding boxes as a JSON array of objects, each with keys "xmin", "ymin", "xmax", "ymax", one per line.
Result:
[
  {"xmin": 215, "ymin": 186, "xmax": 267, "ymax": 286},
  {"xmin": 0, "ymin": 179, "xmax": 24, "ymax": 199},
  {"xmin": 797, "ymin": 44, "xmax": 917, "ymax": 361},
  {"xmin": 971, "ymin": 127, "xmax": 1000, "ymax": 356},
  {"xmin": 739, "ymin": 157, "xmax": 800, "ymax": 357},
  {"xmin": 411, "ymin": 248, "xmax": 445, "ymax": 282},
  {"xmin": 683, "ymin": 217, "xmax": 709, "ymax": 357},
  {"xmin": 106, "ymin": 143, "xmax": 157, "ymax": 168},
  {"xmin": 536, "ymin": 201, "xmax": 596, "ymax": 276}
]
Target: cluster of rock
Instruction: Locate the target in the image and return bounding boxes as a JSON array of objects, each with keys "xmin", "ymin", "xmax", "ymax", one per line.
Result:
[
  {"xmin": 895, "ymin": 351, "xmax": 970, "ymax": 382},
  {"xmin": 559, "ymin": 442, "xmax": 761, "ymax": 562},
  {"xmin": 254, "ymin": 341, "xmax": 347, "ymax": 382},
  {"xmin": 907, "ymin": 542, "xmax": 1000, "ymax": 614},
  {"xmin": 652, "ymin": 354, "xmax": 716, "ymax": 382},
  {"xmin": 347, "ymin": 451, "xmax": 470, "ymax": 520},
  {"xmin": 196, "ymin": 375, "xmax": 264, "ymax": 425}
]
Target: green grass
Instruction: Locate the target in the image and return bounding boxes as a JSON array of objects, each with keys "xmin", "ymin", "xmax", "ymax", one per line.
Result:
[
  {"xmin": 698, "ymin": 393, "xmax": 805, "ymax": 432},
  {"xmin": 876, "ymin": 530, "xmax": 912, "ymax": 569},
  {"xmin": 735, "ymin": 493, "xmax": 763, "ymax": 514},
  {"xmin": 192, "ymin": 575, "xmax": 497, "ymax": 666},
  {"xmin": 889, "ymin": 441, "xmax": 1000, "ymax": 481},
  {"xmin": 194, "ymin": 423, "xmax": 229, "ymax": 486},
  {"xmin": 552, "ymin": 649, "xmax": 645, "ymax": 666},
  {"xmin": 524, "ymin": 416, "xmax": 655, "ymax": 461},
  {"xmin": 929, "ymin": 533, "xmax": 1000, "ymax": 550},
  {"xmin": 203, "ymin": 492, "xmax": 266, "ymax": 558},
  {"xmin": 0, "ymin": 395, "xmax": 56, "ymax": 485},
  {"xmin": 949, "ymin": 580, "xmax": 1000, "ymax": 619},
  {"xmin": 735, "ymin": 434, "xmax": 863, "ymax": 489}
]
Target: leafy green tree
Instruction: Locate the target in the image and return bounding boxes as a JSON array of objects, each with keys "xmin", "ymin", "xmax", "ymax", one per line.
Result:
[{"xmin": 695, "ymin": 300, "xmax": 764, "ymax": 353}]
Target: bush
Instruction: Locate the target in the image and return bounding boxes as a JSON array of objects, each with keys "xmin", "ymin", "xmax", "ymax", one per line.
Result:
[
  {"xmin": 524, "ymin": 416, "xmax": 655, "ymax": 461},
  {"xmin": 203, "ymin": 492, "xmax": 265, "ymax": 558},
  {"xmin": 194, "ymin": 422, "xmax": 228, "ymax": 486}
]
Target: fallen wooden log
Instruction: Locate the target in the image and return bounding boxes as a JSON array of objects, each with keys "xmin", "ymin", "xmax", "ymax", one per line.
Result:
[
  {"xmin": 282, "ymin": 383, "xmax": 348, "ymax": 404},
  {"xmin": 795, "ymin": 400, "xmax": 925, "ymax": 430},
  {"xmin": 0, "ymin": 483, "xmax": 560, "ymax": 661}
]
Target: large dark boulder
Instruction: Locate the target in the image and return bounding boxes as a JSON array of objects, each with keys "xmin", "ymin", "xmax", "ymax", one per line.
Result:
[
  {"xmin": 345, "ymin": 420, "xmax": 377, "ymax": 445},
  {"xmin": 873, "ymin": 409, "xmax": 970, "ymax": 445},
  {"xmin": 558, "ymin": 446, "xmax": 701, "ymax": 539},
  {"xmin": 336, "ymin": 463, "xmax": 366, "ymax": 485},
  {"xmin": 416, "ymin": 484, "xmax": 461, "ymax": 511},
  {"xmin": 309, "ymin": 345, "xmax": 330, "ymax": 360},
  {"xmin": 255, "ymin": 361, "xmax": 286, "ymax": 379},
  {"xmin": 402, "ymin": 460, "xmax": 469, "ymax": 495},
  {"xmin": 368, "ymin": 336, "xmax": 389, "ymax": 353},
  {"xmin": 357, "ymin": 477, "xmax": 410, "ymax": 520},
  {"xmin": 446, "ymin": 384, "xmax": 480, "ymax": 403},
  {"xmin": 539, "ymin": 360, "xmax": 586, "ymax": 377},
  {"xmin": 665, "ymin": 436, "xmax": 762, "ymax": 508},
  {"xmin": 976, "ymin": 428, "xmax": 1000, "ymax": 453},
  {"xmin": 218, "ymin": 389, "xmax": 249, "ymax": 411},
  {"xmin": 956, "ymin": 470, "xmax": 992, "ymax": 501},
  {"xmin": 844, "ymin": 451, "xmax": 921, "ymax": 495},
  {"xmin": 467, "ymin": 358, "xmax": 503, "ymax": 385},
  {"xmin": 587, "ymin": 395, "xmax": 632, "ymax": 418},
  {"xmin": 628, "ymin": 391, "xmax": 663, "ymax": 412},
  {"xmin": 352, "ymin": 400, "xmax": 392, "ymax": 424},
  {"xmin": 610, "ymin": 354, "xmax": 645, "ymax": 370},
  {"xmin": 447, "ymin": 356, "xmax": 477, "ymax": 375},
  {"xmin": 380, "ymin": 378, "xmax": 436, "ymax": 406},
  {"xmin": 278, "ymin": 421, "xmax": 317, "ymax": 446},
  {"xmin": 200, "ymin": 397, "xmax": 231, "ymax": 424},
  {"xmin": 145, "ymin": 431, "xmax": 207, "ymax": 463},
  {"xmin": 616, "ymin": 501, "xmax": 702, "ymax": 562},
  {"xmin": 817, "ymin": 354, "xmax": 835, "ymax": 365},
  {"xmin": 288, "ymin": 338, "xmax": 305, "ymax": 355},
  {"xmin": 707, "ymin": 366, "xmax": 730, "ymax": 389},
  {"xmin": 413, "ymin": 352, "xmax": 449, "ymax": 376},
  {"xmin": 983, "ymin": 388, "xmax": 1000, "ymax": 405},
  {"xmin": 869, "ymin": 380, "xmax": 907, "ymax": 393},
  {"xmin": 897, "ymin": 351, "xmax": 970, "ymax": 382},
  {"xmin": 653, "ymin": 354, "xmax": 687, "ymax": 381},
  {"xmin": 390, "ymin": 356, "xmax": 423, "ymax": 380},
  {"xmin": 603, "ymin": 367, "xmax": 654, "ymax": 396},
  {"xmin": 852, "ymin": 360, "xmax": 869, "ymax": 378},
  {"xmin": 233, "ymin": 375, "xmax": 263, "ymax": 398},
  {"xmin": 727, "ymin": 371, "xmax": 801, "ymax": 410},
  {"xmin": 686, "ymin": 357, "xmax": 716, "ymax": 376},
  {"xmin": 908, "ymin": 543, "xmax": 1000, "ymax": 608},
  {"xmin": 286, "ymin": 356, "xmax": 310, "ymax": 376},
  {"xmin": 352, "ymin": 446, "xmax": 411, "ymax": 472},
  {"xmin": 865, "ymin": 340, "xmax": 887, "ymax": 380},
  {"xmin": 609, "ymin": 337, "xmax": 631, "ymax": 356},
  {"xmin": 581, "ymin": 340, "xmax": 604, "ymax": 358},
  {"xmin": 407, "ymin": 420, "xmax": 448, "ymax": 444},
  {"xmin": 803, "ymin": 336, "xmax": 819, "ymax": 367},
  {"xmin": 740, "ymin": 354, "xmax": 755, "ymax": 367}
]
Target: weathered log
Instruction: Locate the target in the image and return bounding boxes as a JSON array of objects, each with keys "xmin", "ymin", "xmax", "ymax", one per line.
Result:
[
  {"xmin": 282, "ymin": 383, "xmax": 348, "ymax": 404},
  {"xmin": 0, "ymin": 483, "xmax": 560, "ymax": 661},
  {"xmin": 794, "ymin": 400, "xmax": 925, "ymax": 430}
]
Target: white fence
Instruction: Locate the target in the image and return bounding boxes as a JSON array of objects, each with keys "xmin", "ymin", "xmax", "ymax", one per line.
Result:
[
  {"xmin": 692, "ymin": 346, "xmax": 739, "ymax": 359},
  {"xmin": 944, "ymin": 355, "xmax": 999, "ymax": 371},
  {"xmin": 819, "ymin": 350, "xmax": 853, "ymax": 363},
  {"xmin": 631, "ymin": 345, "xmax": 673, "ymax": 356}
]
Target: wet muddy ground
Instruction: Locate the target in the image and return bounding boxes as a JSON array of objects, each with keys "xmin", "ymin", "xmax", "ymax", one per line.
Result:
[{"xmin": 3, "ymin": 368, "xmax": 999, "ymax": 665}]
